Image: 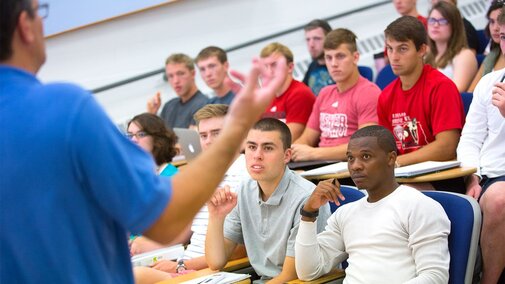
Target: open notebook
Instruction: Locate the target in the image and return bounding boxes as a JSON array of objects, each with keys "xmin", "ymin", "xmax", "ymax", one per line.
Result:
[
  {"xmin": 182, "ymin": 272, "xmax": 250, "ymax": 284},
  {"xmin": 299, "ymin": 162, "xmax": 349, "ymax": 177},
  {"xmin": 394, "ymin": 161, "xmax": 461, "ymax": 178}
]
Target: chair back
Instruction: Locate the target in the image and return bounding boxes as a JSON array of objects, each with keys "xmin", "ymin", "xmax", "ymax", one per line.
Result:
[
  {"xmin": 329, "ymin": 185, "xmax": 366, "ymax": 213},
  {"xmin": 375, "ymin": 64, "xmax": 397, "ymax": 90},
  {"xmin": 422, "ymin": 191, "xmax": 481, "ymax": 284},
  {"xmin": 358, "ymin": 66, "xmax": 374, "ymax": 82},
  {"xmin": 460, "ymin": 92, "xmax": 473, "ymax": 116}
]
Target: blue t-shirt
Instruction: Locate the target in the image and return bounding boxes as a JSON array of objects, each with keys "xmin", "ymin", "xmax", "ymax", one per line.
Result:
[
  {"xmin": 302, "ymin": 60, "xmax": 335, "ymax": 96},
  {"xmin": 207, "ymin": 90, "xmax": 235, "ymax": 105},
  {"xmin": 0, "ymin": 65, "xmax": 171, "ymax": 283}
]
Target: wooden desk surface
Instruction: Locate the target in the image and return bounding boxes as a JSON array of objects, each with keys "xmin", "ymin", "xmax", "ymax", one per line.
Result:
[
  {"xmin": 303, "ymin": 167, "xmax": 476, "ymax": 184},
  {"xmin": 396, "ymin": 166, "xmax": 476, "ymax": 183},
  {"xmin": 287, "ymin": 269, "xmax": 345, "ymax": 283}
]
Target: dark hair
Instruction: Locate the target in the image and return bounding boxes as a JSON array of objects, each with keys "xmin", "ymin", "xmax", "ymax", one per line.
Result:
[
  {"xmin": 425, "ymin": 1, "xmax": 467, "ymax": 69},
  {"xmin": 486, "ymin": 0, "xmax": 504, "ymax": 50},
  {"xmin": 128, "ymin": 113, "xmax": 178, "ymax": 165},
  {"xmin": 304, "ymin": 19, "xmax": 332, "ymax": 34},
  {"xmin": 384, "ymin": 16, "xmax": 428, "ymax": 51},
  {"xmin": 324, "ymin": 28, "xmax": 358, "ymax": 52},
  {"xmin": 195, "ymin": 46, "xmax": 227, "ymax": 64},
  {"xmin": 251, "ymin": 118, "xmax": 292, "ymax": 150},
  {"xmin": 0, "ymin": 0, "xmax": 34, "ymax": 61},
  {"xmin": 350, "ymin": 125, "xmax": 398, "ymax": 154}
]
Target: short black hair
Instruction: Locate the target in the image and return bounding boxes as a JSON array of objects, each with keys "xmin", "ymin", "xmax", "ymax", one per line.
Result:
[
  {"xmin": 304, "ymin": 19, "xmax": 332, "ymax": 34},
  {"xmin": 350, "ymin": 125, "xmax": 398, "ymax": 154},
  {"xmin": 252, "ymin": 118, "xmax": 292, "ymax": 150},
  {"xmin": 384, "ymin": 16, "xmax": 427, "ymax": 51},
  {"xmin": 0, "ymin": 0, "xmax": 34, "ymax": 61}
]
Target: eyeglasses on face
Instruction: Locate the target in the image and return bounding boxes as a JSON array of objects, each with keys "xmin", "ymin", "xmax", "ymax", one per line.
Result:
[
  {"xmin": 428, "ymin": 17, "xmax": 449, "ymax": 26},
  {"xmin": 126, "ymin": 131, "xmax": 149, "ymax": 140},
  {"xmin": 31, "ymin": 3, "xmax": 49, "ymax": 20}
]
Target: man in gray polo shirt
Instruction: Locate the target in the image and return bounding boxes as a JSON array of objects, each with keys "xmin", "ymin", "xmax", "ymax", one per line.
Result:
[{"xmin": 205, "ymin": 118, "xmax": 330, "ymax": 283}]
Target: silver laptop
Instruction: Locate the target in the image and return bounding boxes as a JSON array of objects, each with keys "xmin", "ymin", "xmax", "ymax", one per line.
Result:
[{"xmin": 173, "ymin": 128, "xmax": 202, "ymax": 161}]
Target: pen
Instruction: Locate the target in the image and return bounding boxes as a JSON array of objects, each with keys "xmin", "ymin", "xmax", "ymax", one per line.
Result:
[{"xmin": 501, "ymin": 72, "xmax": 505, "ymax": 82}]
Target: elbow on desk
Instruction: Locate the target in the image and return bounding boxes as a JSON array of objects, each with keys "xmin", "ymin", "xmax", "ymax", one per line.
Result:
[{"xmin": 206, "ymin": 259, "xmax": 226, "ymax": 271}]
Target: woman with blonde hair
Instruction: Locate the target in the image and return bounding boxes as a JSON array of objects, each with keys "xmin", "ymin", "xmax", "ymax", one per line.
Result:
[{"xmin": 425, "ymin": 1, "xmax": 477, "ymax": 92}]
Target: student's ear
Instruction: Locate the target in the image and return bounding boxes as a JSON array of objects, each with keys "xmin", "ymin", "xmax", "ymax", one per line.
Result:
[
  {"xmin": 190, "ymin": 68, "xmax": 196, "ymax": 78},
  {"xmin": 353, "ymin": 51, "xmax": 360, "ymax": 65},
  {"xmin": 284, "ymin": 148, "xmax": 292, "ymax": 163},
  {"xmin": 388, "ymin": 151, "xmax": 398, "ymax": 168},
  {"xmin": 287, "ymin": 62, "xmax": 295, "ymax": 74},
  {"xmin": 223, "ymin": 61, "xmax": 229, "ymax": 71},
  {"xmin": 417, "ymin": 44, "xmax": 428, "ymax": 58},
  {"xmin": 17, "ymin": 11, "xmax": 36, "ymax": 44}
]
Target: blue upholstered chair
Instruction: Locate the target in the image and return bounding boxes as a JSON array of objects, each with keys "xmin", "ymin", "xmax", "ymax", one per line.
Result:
[
  {"xmin": 460, "ymin": 92, "xmax": 473, "ymax": 116},
  {"xmin": 422, "ymin": 191, "xmax": 482, "ymax": 284},
  {"xmin": 476, "ymin": 29, "xmax": 489, "ymax": 54},
  {"xmin": 358, "ymin": 66, "xmax": 374, "ymax": 82},
  {"xmin": 375, "ymin": 64, "xmax": 397, "ymax": 90},
  {"xmin": 329, "ymin": 185, "xmax": 366, "ymax": 213}
]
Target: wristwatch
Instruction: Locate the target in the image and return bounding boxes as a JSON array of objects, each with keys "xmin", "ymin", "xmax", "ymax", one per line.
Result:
[
  {"xmin": 300, "ymin": 204, "xmax": 319, "ymax": 218},
  {"xmin": 176, "ymin": 258, "xmax": 187, "ymax": 273}
]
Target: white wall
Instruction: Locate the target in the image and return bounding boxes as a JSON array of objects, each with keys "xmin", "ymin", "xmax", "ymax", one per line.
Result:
[{"xmin": 38, "ymin": 0, "xmax": 486, "ymax": 125}]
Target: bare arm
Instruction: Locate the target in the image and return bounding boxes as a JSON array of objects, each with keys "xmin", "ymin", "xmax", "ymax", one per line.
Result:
[
  {"xmin": 467, "ymin": 64, "xmax": 484, "ymax": 93},
  {"xmin": 205, "ymin": 187, "xmax": 239, "ymax": 270},
  {"xmin": 396, "ymin": 129, "xmax": 461, "ymax": 167},
  {"xmin": 452, "ymin": 48, "xmax": 478, "ymax": 92},
  {"xmin": 291, "ymin": 123, "xmax": 376, "ymax": 161},
  {"xmin": 287, "ymin": 122, "xmax": 306, "ymax": 142},
  {"xmin": 294, "ymin": 127, "xmax": 320, "ymax": 146},
  {"xmin": 143, "ymin": 58, "xmax": 287, "ymax": 243},
  {"xmin": 267, "ymin": 257, "xmax": 298, "ymax": 283}
]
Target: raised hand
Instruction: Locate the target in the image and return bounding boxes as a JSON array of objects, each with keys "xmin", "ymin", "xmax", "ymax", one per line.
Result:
[
  {"xmin": 207, "ymin": 186, "xmax": 238, "ymax": 220},
  {"xmin": 147, "ymin": 92, "xmax": 161, "ymax": 114},
  {"xmin": 224, "ymin": 57, "xmax": 287, "ymax": 131},
  {"xmin": 304, "ymin": 178, "xmax": 345, "ymax": 212}
]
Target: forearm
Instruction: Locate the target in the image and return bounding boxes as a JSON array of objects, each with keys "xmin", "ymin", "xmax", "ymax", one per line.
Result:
[
  {"xmin": 205, "ymin": 217, "xmax": 233, "ymax": 270},
  {"xmin": 309, "ymin": 144, "xmax": 348, "ymax": 161},
  {"xmin": 184, "ymin": 256, "xmax": 209, "ymax": 271},
  {"xmin": 295, "ymin": 221, "xmax": 341, "ymax": 281},
  {"xmin": 144, "ymin": 124, "xmax": 246, "ymax": 243},
  {"xmin": 267, "ymin": 257, "xmax": 297, "ymax": 283}
]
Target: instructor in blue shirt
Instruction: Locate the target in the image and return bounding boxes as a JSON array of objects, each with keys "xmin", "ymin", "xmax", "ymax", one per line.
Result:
[{"xmin": 0, "ymin": 0, "xmax": 286, "ymax": 282}]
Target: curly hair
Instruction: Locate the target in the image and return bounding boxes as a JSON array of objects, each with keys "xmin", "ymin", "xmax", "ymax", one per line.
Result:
[{"xmin": 128, "ymin": 113, "xmax": 178, "ymax": 165}]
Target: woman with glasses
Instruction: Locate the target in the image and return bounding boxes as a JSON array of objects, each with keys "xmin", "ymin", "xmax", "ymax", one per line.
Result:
[
  {"xmin": 468, "ymin": 0, "xmax": 505, "ymax": 92},
  {"xmin": 127, "ymin": 113, "xmax": 178, "ymax": 177},
  {"xmin": 425, "ymin": 1, "xmax": 478, "ymax": 92}
]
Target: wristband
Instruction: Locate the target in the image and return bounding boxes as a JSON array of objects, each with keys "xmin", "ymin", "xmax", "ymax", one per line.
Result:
[{"xmin": 300, "ymin": 204, "xmax": 319, "ymax": 218}]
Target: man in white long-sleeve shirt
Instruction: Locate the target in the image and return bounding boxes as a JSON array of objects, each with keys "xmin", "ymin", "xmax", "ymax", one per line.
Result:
[
  {"xmin": 295, "ymin": 125, "xmax": 451, "ymax": 283},
  {"xmin": 456, "ymin": 11, "xmax": 505, "ymax": 282}
]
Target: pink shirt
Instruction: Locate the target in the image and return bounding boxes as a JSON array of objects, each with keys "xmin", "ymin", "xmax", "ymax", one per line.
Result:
[{"xmin": 307, "ymin": 76, "xmax": 380, "ymax": 147}]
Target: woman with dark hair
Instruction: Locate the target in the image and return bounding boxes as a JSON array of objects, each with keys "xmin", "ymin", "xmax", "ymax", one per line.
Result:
[
  {"xmin": 127, "ymin": 113, "xmax": 178, "ymax": 177},
  {"xmin": 425, "ymin": 1, "xmax": 478, "ymax": 92},
  {"xmin": 468, "ymin": 0, "xmax": 505, "ymax": 92}
]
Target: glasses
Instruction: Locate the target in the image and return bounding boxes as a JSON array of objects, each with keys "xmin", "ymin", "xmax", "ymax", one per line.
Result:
[
  {"xmin": 428, "ymin": 17, "xmax": 449, "ymax": 26},
  {"xmin": 36, "ymin": 3, "xmax": 49, "ymax": 20},
  {"xmin": 126, "ymin": 131, "xmax": 149, "ymax": 140}
]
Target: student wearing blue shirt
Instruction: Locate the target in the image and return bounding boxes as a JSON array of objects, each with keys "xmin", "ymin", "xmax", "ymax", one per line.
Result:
[{"xmin": 0, "ymin": 1, "xmax": 286, "ymax": 282}]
